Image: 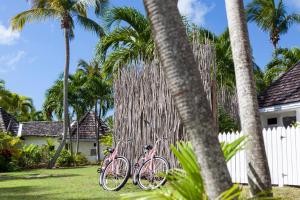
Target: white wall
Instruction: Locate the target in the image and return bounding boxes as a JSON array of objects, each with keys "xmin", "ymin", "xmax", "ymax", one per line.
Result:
[
  {"xmin": 260, "ymin": 110, "xmax": 297, "ymax": 128},
  {"xmin": 71, "ymin": 141, "xmax": 105, "ymax": 163},
  {"xmin": 23, "ymin": 136, "xmax": 60, "ymax": 148},
  {"xmin": 23, "ymin": 136, "xmax": 104, "ymax": 163}
]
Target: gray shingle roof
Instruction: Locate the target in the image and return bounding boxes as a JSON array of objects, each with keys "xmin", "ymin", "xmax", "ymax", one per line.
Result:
[
  {"xmin": 69, "ymin": 112, "xmax": 109, "ymax": 140},
  {"xmin": 21, "ymin": 121, "xmax": 63, "ymax": 137},
  {"xmin": 20, "ymin": 112, "xmax": 109, "ymax": 140},
  {"xmin": 258, "ymin": 62, "xmax": 300, "ymax": 108},
  {"xmin": 0, "ymin": 107, "xmax": 19, "ymax": 136}
]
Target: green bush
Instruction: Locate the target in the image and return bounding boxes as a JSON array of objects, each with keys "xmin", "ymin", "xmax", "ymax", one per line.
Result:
[
  {"xmin": 40, "ymin": 139, "xmax": 56, "ymax": 163},
  {"xmin": 19, "ymin": 144, "xmax": 43, "ymax": 168},
  {"xmin": 57, "ymin": 149, "xmax": 75, "ymax": 167},
  {"xmin": 74, "ymin": 152, "xmax": 89, "ymax": 165},
  {"xmin": 0, "ymin": 132, "xmax": 22, "ymax": 172},
  {"xmin": 218, "ymin": 106, "xmax": 240, "ymax": 133}
]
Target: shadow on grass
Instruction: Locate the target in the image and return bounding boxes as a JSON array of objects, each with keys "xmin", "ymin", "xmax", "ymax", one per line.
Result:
[
  {"xmin": 0, "ymin": 173, "xmax": 79, "ymax": 181},
  {"xmin": 0, "ymin": 186, "xmax": 56, "ymax": 200}
]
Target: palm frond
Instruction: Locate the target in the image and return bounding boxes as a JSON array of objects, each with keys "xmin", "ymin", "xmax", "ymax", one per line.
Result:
[
  {"xmin": 76, "ymin": 15, "xmax": 105, "ymax": 37},
  {"xmin": 11, "ymin": 8, "xmax": 61, "ymax": 31},
  {"xmin": 104, "ymin": 7, "xmax": 148, "ymax": 33}
]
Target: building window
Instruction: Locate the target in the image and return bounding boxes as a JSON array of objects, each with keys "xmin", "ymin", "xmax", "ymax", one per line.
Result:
[
  {"xmin": 94, "ymin": 143, "xmax": 96, "ymax": 147},
  {"xmin": 283, "ymin": 116, "xmax": 296, "ymax": 128},
  {"xmin": 90, "ymin": 149, "xmax": 96, "ymax": 156},
  {"xmin": 267, "ymin": 118, "xmax": 277, "ymax": 126}
]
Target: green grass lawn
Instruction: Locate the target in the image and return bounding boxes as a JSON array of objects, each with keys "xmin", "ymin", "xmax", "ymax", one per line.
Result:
[
  {"xmin": 1, "ymin": 166, "xmax": 300, "ymax": 200},
  {"xmin": 0, "ymin": 166, "xmax": 138, "ymax": 200}
]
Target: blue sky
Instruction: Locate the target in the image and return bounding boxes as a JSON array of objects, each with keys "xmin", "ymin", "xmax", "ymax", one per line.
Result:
[{"xmin": 0, "ymin": 0, "xmax": 300, "ymax": 110}]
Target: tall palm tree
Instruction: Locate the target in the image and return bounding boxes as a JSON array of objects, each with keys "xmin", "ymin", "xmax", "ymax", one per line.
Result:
[
  {"xmin": 247, "ymin": 0, "xmax": 300, "ymax": 49},
  {"xmin": 96, "ymin": 7, "xmax": 154, "ymax": 77},
  {"xmin": 77, "ymin": 59, "xmax": 113, "ymax": 162},
  {"xmin": 11, "ymin": 0, "xmax": 106, "ymax": 168},
  {"xmin": 225, "ymin": 0, "xmax": 272, "ymax": 197},
  {"xmin": 143, "ymin": 0, "xmax": 233, "ymax": 199},
  {"xmin": 44, "ymin": 73, "xmax": 88, "ymax": 155}
]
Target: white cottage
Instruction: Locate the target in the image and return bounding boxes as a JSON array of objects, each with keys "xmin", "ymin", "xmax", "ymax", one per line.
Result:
[
  {"xmin": 258, "ymin": 62, "xmax": 300, "ymax": 128},
  {"xmin": 0, "ymin": 108, "xmax": 108, "ymax": 163}
]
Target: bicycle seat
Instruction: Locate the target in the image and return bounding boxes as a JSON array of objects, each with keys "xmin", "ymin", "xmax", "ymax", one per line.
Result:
[
  {"xmin": 143, "ymin": 145, "xmax": 153, "ymax": 151},
  {"xmin": 106, "ymin": 147, "xmax": 115, "ymax": 153}
]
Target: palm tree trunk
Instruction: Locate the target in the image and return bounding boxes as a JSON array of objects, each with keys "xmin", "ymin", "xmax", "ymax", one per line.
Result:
[
  {"xmin": 76, "ymin": 116, "xmax": 79, "ymax": 155},
  {"xmin": 48, "ymin": 28, "xmax": 70, "ymax": 168},
  {"xmin": 95, "ymin": 101, "xmax": 100, "ymax": 163},
  {"xmin": 68, "ymin": 116, "xmax": 73, "ymax": 157},
  {"xmin": 143, "ymin": 0, "xmax": 232, "ymax": 199},
  {"xmin": 224, "ymin": 0, "xmax": 272, "ymax": 197}
]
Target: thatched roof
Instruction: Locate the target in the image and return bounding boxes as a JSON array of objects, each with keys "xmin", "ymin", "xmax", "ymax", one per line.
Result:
[{"xmin": 258, "ymin": 62, "xmax": 300, "ymax": 108}]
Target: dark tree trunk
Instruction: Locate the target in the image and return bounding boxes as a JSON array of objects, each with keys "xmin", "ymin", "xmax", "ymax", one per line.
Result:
[
  {"xmin": 224, "ymin": 0, "xmax": 272, "ymax": 197},
  {"xmin": 95, "ymin": 102, "xmax": 100, "ymax": 163},
  {"xmin": 68, "ymin": 116, "xmax": 73, "ymax": 157},
  {"xmin": 48, "ymin": 28, "xmax": 70, "ymax": 168},
  {"xmin": 76, "ymin": 117, "xmax": 79, "ymax": 155},
  {"xmin": 143, "ymin": 0, "xmax": 233, "ymax": 199}
]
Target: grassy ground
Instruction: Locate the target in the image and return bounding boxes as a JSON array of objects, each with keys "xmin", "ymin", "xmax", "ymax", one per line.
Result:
[
  {"xmin": 0, "ymin": 166, "xmax": 138, "ymax": 200},
  {"xmin": 1, "ymin": 166, "xmax": 300, "ymax": 200}
]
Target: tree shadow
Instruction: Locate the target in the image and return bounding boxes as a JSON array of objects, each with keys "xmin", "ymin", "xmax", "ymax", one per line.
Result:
[
  {"xmin": 0, "ymin": 186, "xmax": 55, "ymax": 200},
  {"xmin": 0, "ymin": 173, "xmax": 79, "ymax": 181}
]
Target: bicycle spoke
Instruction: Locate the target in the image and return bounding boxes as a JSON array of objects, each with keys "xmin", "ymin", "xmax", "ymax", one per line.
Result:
[{"xmin": 102, "ymin": 157, "xmax": 129, "ymax": 191}]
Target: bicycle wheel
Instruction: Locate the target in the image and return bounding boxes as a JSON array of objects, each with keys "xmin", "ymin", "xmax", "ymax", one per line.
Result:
[
  {"xmin": 137, "ymin": 156, "xmax": 170, "ymax": 190},
  {"xmin": 101, "ymin": 156, "xmax": 130, "ymax": 191}
]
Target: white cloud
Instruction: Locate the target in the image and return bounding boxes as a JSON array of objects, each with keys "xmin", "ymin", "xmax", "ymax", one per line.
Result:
[
  {"xmin": 178, "ymin": 0, "xmax": 214, "ymax": 25},
  {"xmin": 0, "ymin": 23, "xmax": 20, "ymax": 45},
  {"xmin": 0, "ymin": 51, "xmax": 26, "ymax": 73}
]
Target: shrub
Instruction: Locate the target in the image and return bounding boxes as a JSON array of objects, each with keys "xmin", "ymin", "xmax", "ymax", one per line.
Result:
[
  {"xmin": 19, "ymin": 144, "xmax": 43, "ymax": 168},
  {"xmin": 74, "ymin": 152, "xmax": 89, "ymax": 166},
  {"xmin": 0, "ymin": 132, "xmax": 22, "ymax": 172},
  {"xmin": 57, "ymin": 149, "xmax": 75, "ymax": 167},
  {"xmin": 218, "ymin": 106, "xmax": 240, "ymax": 133},
  {"xmin": 40, "ymin": 139, "xmax": 56, "ymax": 164}
]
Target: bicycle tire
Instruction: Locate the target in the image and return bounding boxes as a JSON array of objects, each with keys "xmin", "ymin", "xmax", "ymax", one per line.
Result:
[
  {"xmin": 101, "ymin": 156, "xmax": 131, "ymax": 191},
  {"xmin": 137, "ymin": 156, "xmax": 170, "ymax": 190}
]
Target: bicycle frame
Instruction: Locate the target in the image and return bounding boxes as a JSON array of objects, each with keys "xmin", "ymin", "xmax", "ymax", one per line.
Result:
[
  {"xmin": 100, "ymin": 141, "xmax": 122, "ymax": 175},
  {"xmin": 139, "ymin": 138, "xmax": 164, "ymax": 174}
]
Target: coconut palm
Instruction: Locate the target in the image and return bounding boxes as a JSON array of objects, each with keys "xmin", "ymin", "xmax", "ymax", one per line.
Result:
[
  {"xmin": 8, "ymin": 93, "xmax": 34, "ymax": 122},
  {"xmin": 262, "ymin": 47, "xmax": 300, "ymax": 86},
  {"xmin": 143, "ymin": 0, "xmax": 233, "ymax": 198},
  {"xmin": 11, "ymin": 0, "xmax": 106, "ymax": 168},
  {"xmin": 96, "ymin": 7, "xmax": 154, "ymax": 77},
  {"xmin": 246, "ymin": 0, "xmax": 300, "ymax": 49},
  {"xmin": 268, "ymin": 47, "xmax": 300, "ymax": 70},
  {"xmin": 225, "ymin": 0, "xmax": 272, "ymax": 197},
  {"xmin": 77, "ymin": 59, "xmax": 113, "ymax": 161}
]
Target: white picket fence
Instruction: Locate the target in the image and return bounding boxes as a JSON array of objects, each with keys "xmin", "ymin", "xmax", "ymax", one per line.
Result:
[{"xmin": 219, "ymin": 127, "xmax": 300, "ymax": 186}]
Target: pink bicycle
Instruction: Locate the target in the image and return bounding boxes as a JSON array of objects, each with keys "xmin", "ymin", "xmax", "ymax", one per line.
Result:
[
  {"xmin": 98, "ymin": 140, "xmax": 131, "ymax": 191},
  {"xmin": 133, "ymin": 121, "xmax": 170, "ymax": 190}
]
